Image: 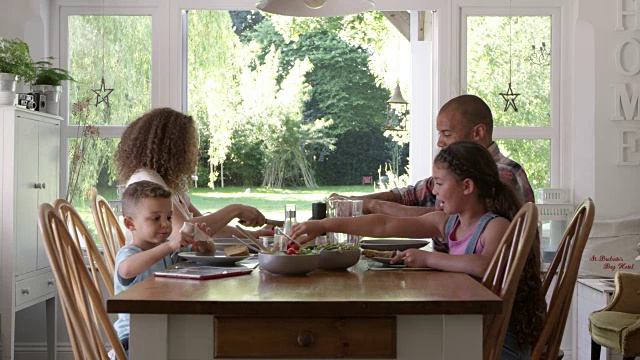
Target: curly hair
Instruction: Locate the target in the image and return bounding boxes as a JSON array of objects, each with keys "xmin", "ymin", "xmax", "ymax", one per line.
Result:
[
  {"xmin": 434, "ymin": 140, "xmax": 546, "ymax": 348},
  {"xmin": 115, "ymin": 108, "xmax": 199, "ymax": 192}
]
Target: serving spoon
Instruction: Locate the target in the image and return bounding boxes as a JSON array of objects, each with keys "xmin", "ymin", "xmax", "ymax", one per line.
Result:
[{"xmin": 234, "ymin": 225, "xmax": 274, "ymax": 254}]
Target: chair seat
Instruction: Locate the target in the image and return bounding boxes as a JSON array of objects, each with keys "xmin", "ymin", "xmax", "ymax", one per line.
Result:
[{"xmin": 589, "ymin": 311, "xmax": 640, "ymax": 355}]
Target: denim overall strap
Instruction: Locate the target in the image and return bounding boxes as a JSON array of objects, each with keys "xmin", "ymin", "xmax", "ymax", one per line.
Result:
[
  {"xmin": 444, "ymin": 215, "xmax": 459, "ymax": 241},
  {"xmin": 463, "ymin": 212, "xmax": 499, "ymax": 254}
]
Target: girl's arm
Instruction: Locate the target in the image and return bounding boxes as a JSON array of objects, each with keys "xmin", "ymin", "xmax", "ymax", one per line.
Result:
[
  {"xmin": 291, "ymin": 212, "xmax": 449, "ymax": 242},
  {"xmin": 118, "ymin": 241, "xmax": 180, "ymax": 279},
  {"xmin": 396, "ymin": 217, "xmax": 510, "ymax": 278}
]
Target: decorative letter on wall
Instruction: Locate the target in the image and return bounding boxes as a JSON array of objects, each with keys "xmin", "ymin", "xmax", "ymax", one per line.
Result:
[
  {"xmin": 612, "ymin": 83, "xmax": 640, "ymax": 120},
  {"xmin": 615, "ymin": 39, "xmax": 640, "ymax": 76},
  {"xmin": 617, "ymin": 129, "xmax": 640, "ymax": 165},
  {"xmin": 616, "ymin": 0, "xmax": 640, "ymax": 31}
]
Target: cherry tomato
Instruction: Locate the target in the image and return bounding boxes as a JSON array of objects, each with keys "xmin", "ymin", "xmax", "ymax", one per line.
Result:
[
  {"xmin": 290, "ymin": 244, "xmax": 300, "ymax": 251},
  {"xmin": 286, "ymin": 248, "xmax": 297, "ymax": 255}
]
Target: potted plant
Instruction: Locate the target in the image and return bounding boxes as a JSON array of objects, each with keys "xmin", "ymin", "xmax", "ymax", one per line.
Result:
[
  {"xmin": 0, "ymin": 38, "xmax": 37, "ymax": 106},
  {"xmin": 31, "ymin": 60, "xmax": 75, "ymax": 115}
]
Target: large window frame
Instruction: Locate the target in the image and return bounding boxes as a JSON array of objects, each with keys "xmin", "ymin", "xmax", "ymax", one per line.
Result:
[
  {"xmin": 460, "ymin": 6, "xmax": 562, "ymax": 190},
  {"xmin": 57, "ymin": 5, "xmax": 160, "ymax": 196}
]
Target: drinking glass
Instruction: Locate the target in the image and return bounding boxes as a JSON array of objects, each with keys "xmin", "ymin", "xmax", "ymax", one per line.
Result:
[{"xmin": 347, "ymin": 200, "xmax": 363, "ymax": 246}]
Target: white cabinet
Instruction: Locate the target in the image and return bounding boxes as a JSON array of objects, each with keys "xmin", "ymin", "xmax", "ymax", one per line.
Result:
[
  {"xmin": 575, "ymin": 279, "xmax": 621, "ymax": 360},
  {"xmin": 0, "ymin": 107, "xmax": 59, "ymax": 360}
]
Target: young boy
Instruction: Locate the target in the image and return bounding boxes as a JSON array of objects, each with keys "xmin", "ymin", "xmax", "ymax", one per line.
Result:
[{"xmin": 112, "ymin": 180, "xmax": 214, "ymax": 354}]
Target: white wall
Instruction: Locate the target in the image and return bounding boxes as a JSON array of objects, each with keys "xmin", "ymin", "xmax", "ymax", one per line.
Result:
[{"xmin": 573, "ymin": 0, "xmax": 640, "ymax": 218}]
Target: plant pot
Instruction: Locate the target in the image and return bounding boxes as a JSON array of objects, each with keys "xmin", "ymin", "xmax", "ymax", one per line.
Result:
[
  {"xmin": 31, "ymin": 84, "xmax": 61, "ymax": 116},
  {"xmin": 0, "ymin": 73, "xmax": 18, "ymax": 106}
]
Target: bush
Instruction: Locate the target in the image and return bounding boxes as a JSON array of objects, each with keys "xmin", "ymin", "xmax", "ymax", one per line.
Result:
[{"xmin": 315, "ymin": 128, "xmax": 392, "ymax": 185}]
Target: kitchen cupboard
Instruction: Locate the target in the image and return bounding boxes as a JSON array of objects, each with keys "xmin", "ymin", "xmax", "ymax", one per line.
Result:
[{"xmin": 0, "ymin": 107, "xmax": 59, "ymax": 360}]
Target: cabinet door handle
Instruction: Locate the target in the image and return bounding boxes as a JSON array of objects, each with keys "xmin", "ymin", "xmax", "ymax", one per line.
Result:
[
  {"xmin": 41, "ymin": 182, "xmax": 46, "ymax": 189},
  {"xmin": 34, "ymin": 183, "xmax": 42, "ymax": 189},
  {"xmin": 48, "ymin": 279, "xmax": 55, "ymax": 286},
  {"xmin": 21, "ymin": 288, "xmax": 30, "ymax": 295},
  {"xmin": 297, "ymin": 330, "xmax": 314, "ymax": 347}
]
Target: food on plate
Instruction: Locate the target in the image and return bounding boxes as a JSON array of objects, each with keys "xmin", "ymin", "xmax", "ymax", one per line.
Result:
[
  {"xmin": 362, "ymin": 249, "xmax": 397, "ymax": 259},
  {"xmin": 224, "ymin": 244, "xmax": 249, "ymax": 257}
]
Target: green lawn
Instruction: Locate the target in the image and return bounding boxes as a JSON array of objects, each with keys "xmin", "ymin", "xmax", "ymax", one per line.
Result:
[
  {"xmin": 74, "ymin": 185, "xmax": 378, "ymax": 240},
  {"xmin": 188, "ymin": 185, "xmax": 375, "ymax": 221}
]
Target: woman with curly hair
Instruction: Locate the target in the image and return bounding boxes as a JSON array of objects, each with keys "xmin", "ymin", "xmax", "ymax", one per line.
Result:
[
  {"xmin": 291, "ymin": 140, "xmax": 546, "ymax": 359},
  {"xmin": 116, "ymin": 107, "xmax": 271, "ymax": 242}
]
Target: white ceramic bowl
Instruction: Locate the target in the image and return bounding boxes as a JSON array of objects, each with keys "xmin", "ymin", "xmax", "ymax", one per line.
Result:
[
  {"xmin": 258, "ymin": 253, "xmax": 320, "ymax": 276},
  {"xmin": 318, "ymin": 249, "xmax": 361, "ymax": 270}
]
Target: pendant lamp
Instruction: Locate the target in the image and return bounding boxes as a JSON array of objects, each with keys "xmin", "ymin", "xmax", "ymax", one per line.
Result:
[{"xmin": 256, "ymin": 0, "xmax": 375, "ymax": 17}]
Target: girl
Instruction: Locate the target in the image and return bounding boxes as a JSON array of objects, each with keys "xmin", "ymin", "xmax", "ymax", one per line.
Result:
[
  {"xmin": 290, "ymin": 140, "xmax": 546, "ymax": 359},
  {"xmin": 115, "ymin": 107, "xmax": 273, "ymax": 244}
]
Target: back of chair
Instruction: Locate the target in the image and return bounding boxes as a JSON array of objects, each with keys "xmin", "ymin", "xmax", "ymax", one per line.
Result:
[
  {"xmin": 54, "ymin": 198, "xmax": 115, "ymax": 297},
  {"xmin": 482, "ymin": 202, "xmax": 539, "ymax": 360},
  {"xmin": 531, "ymin": 198, "xmax": 595, "ymax": 359},
  {"xmin": 91, "ymin": 187, "xmax": 126, "ymax": 276},
  {"xmin": 38, "ymin": 203, "xmax": 127, "ymax": 360}
]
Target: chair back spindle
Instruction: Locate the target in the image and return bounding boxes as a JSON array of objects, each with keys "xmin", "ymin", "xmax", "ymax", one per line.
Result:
[
  {"xmin": 531, "ymin": 198, "xmax": 595, "ymax": 360},
  {"xmin": 482, "ymin": 202, "xmax": 539, "ymax": 360}
]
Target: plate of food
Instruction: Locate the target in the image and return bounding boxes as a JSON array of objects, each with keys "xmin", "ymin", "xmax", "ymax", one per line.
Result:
[
  {"xmin": 178, "ymin": 245, "xmax": 250, "ymax": 266},
  {"xmin": 213, "ymin": 238, "xmax": 259, "ymax": 254},
  {"xmin": 360, "ymin": 238, "xmax": 430, "ymax": 252},
  {"xmin": 362, "ymin": 249, "xmax": 404, "ymax": 266}
]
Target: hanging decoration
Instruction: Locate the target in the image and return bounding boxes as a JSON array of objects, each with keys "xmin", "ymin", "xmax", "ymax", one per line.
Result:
[
  {"xmin": 93, "ymin": 0, "xmax": 114, "ymax": 107},
  {"xmin": 92, "ymin": 77, "xmax": 114, "ymax": 107},
  {"xmin": 499, "ymin": 0, "xmax": 520, "ymax": 112},
  {"xmin": 529, "ymin": 42, "xmax": 550, "ymax": 66}
]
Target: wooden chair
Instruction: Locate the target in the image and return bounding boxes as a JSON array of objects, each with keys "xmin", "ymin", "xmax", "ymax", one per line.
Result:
[
  {"xmin": 530, "ymin": 198, "xmax": 595, "ymax": 360},
  {"xmin": 482, "ymin": 202, "xmax": 539, "ymax": 360},
  {"xmin": 38, "ymin": 203, "xmax": 127, "ymax": 360},
  {"xmin": 590, "ymin": 271, "xmax": 640, "ymax": 360},
  {"xmin": 91, "ymin": 187, "xmax": 126, "ymax": 277},
  {"xmin": 54, "ymin": 198, "xmax": 115, "ymax": 297}
]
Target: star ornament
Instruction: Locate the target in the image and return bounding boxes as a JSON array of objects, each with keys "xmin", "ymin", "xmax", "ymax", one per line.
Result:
[
  {"xmin": 92, "ymin": 77, "xmax": 114, "ymax": 107},
  {"xmin": 499, "ymin": 82, "xmax": 520, "ymax": 112}
]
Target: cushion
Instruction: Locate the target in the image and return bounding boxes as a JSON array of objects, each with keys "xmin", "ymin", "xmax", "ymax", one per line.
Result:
[{"xmin": 589, "ymin": 311, "xmax": 640, "ymax": 355}]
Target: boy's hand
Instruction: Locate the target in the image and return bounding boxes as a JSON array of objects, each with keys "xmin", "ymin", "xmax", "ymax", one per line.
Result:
[{"xmin": 192, "ymin": 223, "xmax": 215, "ymax": 253}]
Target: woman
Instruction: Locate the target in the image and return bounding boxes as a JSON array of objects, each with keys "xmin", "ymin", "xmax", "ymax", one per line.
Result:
[{"xmin": 115, "ymin": 107, "xmax": 271, "ymax": 242}]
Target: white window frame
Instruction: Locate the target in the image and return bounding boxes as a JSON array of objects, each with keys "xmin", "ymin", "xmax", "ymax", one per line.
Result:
[
  {"xmin": 460, "ymin": 6, "xmax": 562, "ymax": 189},
  {"xmin": 56, "ymin": 5, "xmax": 161, "ymax": 197}
]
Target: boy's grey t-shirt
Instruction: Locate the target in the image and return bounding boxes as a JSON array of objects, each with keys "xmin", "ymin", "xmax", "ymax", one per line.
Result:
[{"xmin": 112, "ymin": 244, "xmax": 183, "ymax": 340}]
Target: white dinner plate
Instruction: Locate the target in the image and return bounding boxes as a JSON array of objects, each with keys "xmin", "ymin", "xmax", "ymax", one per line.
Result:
[
  {"xmin": 178, "ymin": 252, "xmax": 249, "ymax": 266},
  {"xmin": 360, "ymin": 239, "xmax": 430, "ymax": 251}
]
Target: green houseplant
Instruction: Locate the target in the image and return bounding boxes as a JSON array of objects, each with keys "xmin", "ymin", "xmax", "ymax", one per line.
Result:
[
  {"xmin": 0, "ymin": 38, "xmax": 37, "ymax": 106},
  {"xmin": 31, "ymin": 60, "xmax": 75, "ymax": 115},
  {"xmin": 0, "ymin": 38, "xmax": 37, "ymax": 81}
]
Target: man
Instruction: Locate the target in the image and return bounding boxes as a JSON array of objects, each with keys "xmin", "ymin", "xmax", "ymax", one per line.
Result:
[{"xmin": 337, "ymin": 94, "xmax": 535, "ymax": 251}]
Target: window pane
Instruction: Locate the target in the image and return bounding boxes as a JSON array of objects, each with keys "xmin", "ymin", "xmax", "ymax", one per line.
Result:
[
  {"xmin": 68, "ymin": 15, "xmax": 152, "ymax": 125},
  {"xmin": 68, "ymin": 137, "xmax": 121, "ymax": 242},
  {"xmin": 495, "ymin": 138, "xmax": 550, "ymax": 200},
  {"xmin": 467, "ymin": 16, "xmax": 551, "ymax": 127}
]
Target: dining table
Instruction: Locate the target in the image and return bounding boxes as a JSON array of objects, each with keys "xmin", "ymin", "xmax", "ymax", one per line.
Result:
[{"xmin": 107, "ymin": 260, "xmax": 502, "ymax": 360}]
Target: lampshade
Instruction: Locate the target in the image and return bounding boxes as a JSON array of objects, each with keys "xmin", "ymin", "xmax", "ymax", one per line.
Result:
[
  {"xmin": 256, "ymin": 0, "xmax": 375, "ymax": 17},
  {"xmin": 387, "ymin": 83, "xmax": 408, "ymax": 104}
]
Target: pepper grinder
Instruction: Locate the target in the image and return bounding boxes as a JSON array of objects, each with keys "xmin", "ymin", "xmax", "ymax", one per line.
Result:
[{"xmin": 311, "ymin": 202, "xmax": 327, "ymax": 245}]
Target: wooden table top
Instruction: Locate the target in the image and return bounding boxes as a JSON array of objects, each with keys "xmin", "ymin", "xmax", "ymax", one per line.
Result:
[{"xmin": 107, "ymin": 261, "xmax": 502, "ymax": 317}]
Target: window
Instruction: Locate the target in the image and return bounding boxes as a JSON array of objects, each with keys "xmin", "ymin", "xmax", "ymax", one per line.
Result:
[
  {"xmin": 462, "ymin": 8, "xmax": 561, "ymax": 197},
  {"xmin": 61, "ymin": 9, "xmax": 153, "ymax": 236}
]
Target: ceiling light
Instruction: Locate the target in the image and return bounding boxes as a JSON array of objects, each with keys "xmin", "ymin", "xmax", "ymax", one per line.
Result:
[{"xmin": 256, "ymin": 0, "xmax": 375, "ymax": 17}]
